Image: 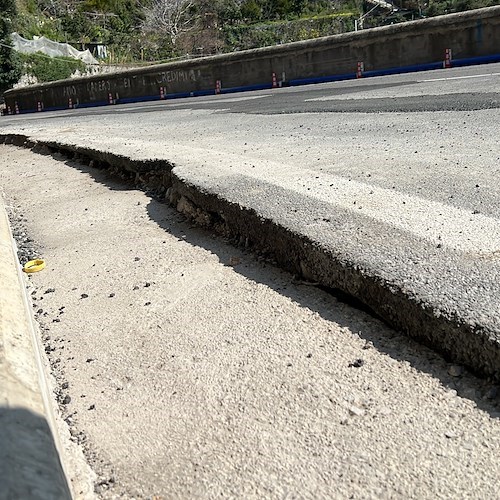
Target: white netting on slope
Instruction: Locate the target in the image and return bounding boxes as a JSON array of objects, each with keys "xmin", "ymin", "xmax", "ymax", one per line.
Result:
[{"xmin": 11, "ymin": 33, "xmax": 98, "ymax": 65}]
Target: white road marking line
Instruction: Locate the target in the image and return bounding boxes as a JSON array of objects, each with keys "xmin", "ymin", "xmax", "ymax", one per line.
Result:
[
  {"xmin": 420, "ymin": 72, "xmax": 500, "ymax": 82},
  {"xmin": 167, "ymin": 94, "xmax": 272, "ymax": 106},
  {"xmin": 188, "ymin": 157, "xmax": 500, "ymax": 255},
  {"xmin": 114, "ymin": 94, "xmax": 271, "ymax": 112},
  {"xmin": 304, "ymin": 72, "xmax": 500, "ymax": 101},
  {"xmin": 279, "ymin": 173, "xmax": 500, "ymax": 254},
  {"xmin": 115, "ymin": 105, "xmax": 155, "ymax": 112}
]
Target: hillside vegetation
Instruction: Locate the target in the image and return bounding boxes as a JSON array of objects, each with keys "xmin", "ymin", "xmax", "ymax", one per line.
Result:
[
  {"xmin": 1, "ymin": 0, "xmax": 497, "ymax": 89},
  {"xmin": 11, "ymin": 1, "xmax": 360, "ymax": 64},
  {"xmin": 12, "ymin": 0, "xmax": 496, "ymax": 63}
]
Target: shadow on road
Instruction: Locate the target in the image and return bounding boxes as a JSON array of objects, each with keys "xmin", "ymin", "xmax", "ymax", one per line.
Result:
[
  {"xmin": 146, "ymin": 198, "xmax": 500, "ymax": 418},
  {"xmin": 61, "ymin": 154, "xmax": 499, "ymax": 419},
  {"xmin": 0, "ymin": 406, "xmax": 71, "ymax": 500}
]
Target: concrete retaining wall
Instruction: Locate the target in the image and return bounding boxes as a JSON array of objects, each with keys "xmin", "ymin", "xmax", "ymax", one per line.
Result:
[{"xmin": 4, "ymin": 6, "xmax": 500, "ymax": 113}]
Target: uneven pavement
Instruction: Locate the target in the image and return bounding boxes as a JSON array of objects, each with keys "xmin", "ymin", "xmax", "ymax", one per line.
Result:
[
  {"xmin": 1, "ymin": 65, "xmax": 500, "ymax": 378},
  {"xmin": 1, "ymin": 144, "xmax": 500, "ymax": 499}
]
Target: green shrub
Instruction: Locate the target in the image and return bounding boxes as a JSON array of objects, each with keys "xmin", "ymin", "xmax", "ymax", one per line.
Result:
[{"xmin": 20, "ymin": 52, "xmax": 86, "ymax": 83}]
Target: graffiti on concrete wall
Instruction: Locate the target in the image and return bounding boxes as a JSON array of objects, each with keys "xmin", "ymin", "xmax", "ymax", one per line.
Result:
[
  {"xmin": 62, "ymin": 85, "xmax": 77, "ymax": 97},
  {"xmin": 153, "ymin": 69, "xmax": 198, "ymax": 87},
  {"xmin": 86, "ymin": 79, "xmax": 112, "ymax": 95}
]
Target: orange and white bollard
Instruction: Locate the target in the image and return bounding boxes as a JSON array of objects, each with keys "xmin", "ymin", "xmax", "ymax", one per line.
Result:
[
  {"xmin": 68, "ymin": 97, "xmax": 73, "ymax": 109},
  {"xmin": 356, "ymin": 61, "xmax": 364, "ymax": 79},
  {"xmin": 15, "ymin": 102, "xmax": 19, "ymax": 114},
  {"xmin": 7, "ymin": 106, "xmax": 12, "ymax": 115},
  {"xmin": 444, "ymin": 48, "xmax": 452, "ymax": 68},
  {"xmin": 160, "ymin": 87, "xmax": 165, "ymax": 99},
  {"xmin": 37, "ymin": 101, "xmax": 43, "ymax": 112},
  {"xmin": 272, "ymin": 72, "xmax": 278, "ymax": 88},
  {"xmin": 108, "ymin": 92, "xmax": 114, "ymax": 104},
  {"xmin": 215, "ymin": 80, "xmax": 222, "ymax": 94}
]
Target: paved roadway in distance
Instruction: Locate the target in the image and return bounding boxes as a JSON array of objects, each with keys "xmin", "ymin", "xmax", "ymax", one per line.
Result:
[
  {"xmin": 4, "ymin": 63, "xmax": 500, "ymax": 217},
  {"xmin": 12, "ymin": 62, "xmax": 500, "ymax": 116},
  {"xmin": 5, "ymin": 63, "xmax": 499, "ymax": 222}
]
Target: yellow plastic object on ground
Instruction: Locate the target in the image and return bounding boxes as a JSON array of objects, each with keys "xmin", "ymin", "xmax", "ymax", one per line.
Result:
[{"xmin": 23, "ymin": 259, "xmax": 46, "ymax": 273}]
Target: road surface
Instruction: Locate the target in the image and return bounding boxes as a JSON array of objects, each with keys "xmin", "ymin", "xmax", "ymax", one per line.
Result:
[{"xmin": 0, "ymin": 63, "xmax": 500, "ymax": 498}]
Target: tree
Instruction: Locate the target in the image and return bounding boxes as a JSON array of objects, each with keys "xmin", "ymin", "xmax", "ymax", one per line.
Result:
[
  {"xmin": 0, "ymin": 0, "xmax": 21, "ymax": 95},
  {"xmin": 195, "ymin": 0, "xmax": 242, "ymax": 25},
  {"xmin": 240, "ymin": 0, "xmax": 262, "ymax": 21},
  {"xmin": 141, "ymin": 0, "xmax": 196, "ymax": 45}
]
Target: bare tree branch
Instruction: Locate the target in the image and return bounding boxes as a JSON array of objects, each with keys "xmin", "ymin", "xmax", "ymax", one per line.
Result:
[{"xmin": 141, "ymin": 0, "xmax": 196, "ymax": 45}]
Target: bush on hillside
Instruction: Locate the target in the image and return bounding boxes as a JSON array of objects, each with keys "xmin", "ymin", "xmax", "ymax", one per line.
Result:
[{"xmin": 19, "ymin": 52, "xmax": 86, "ymax": 83}]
